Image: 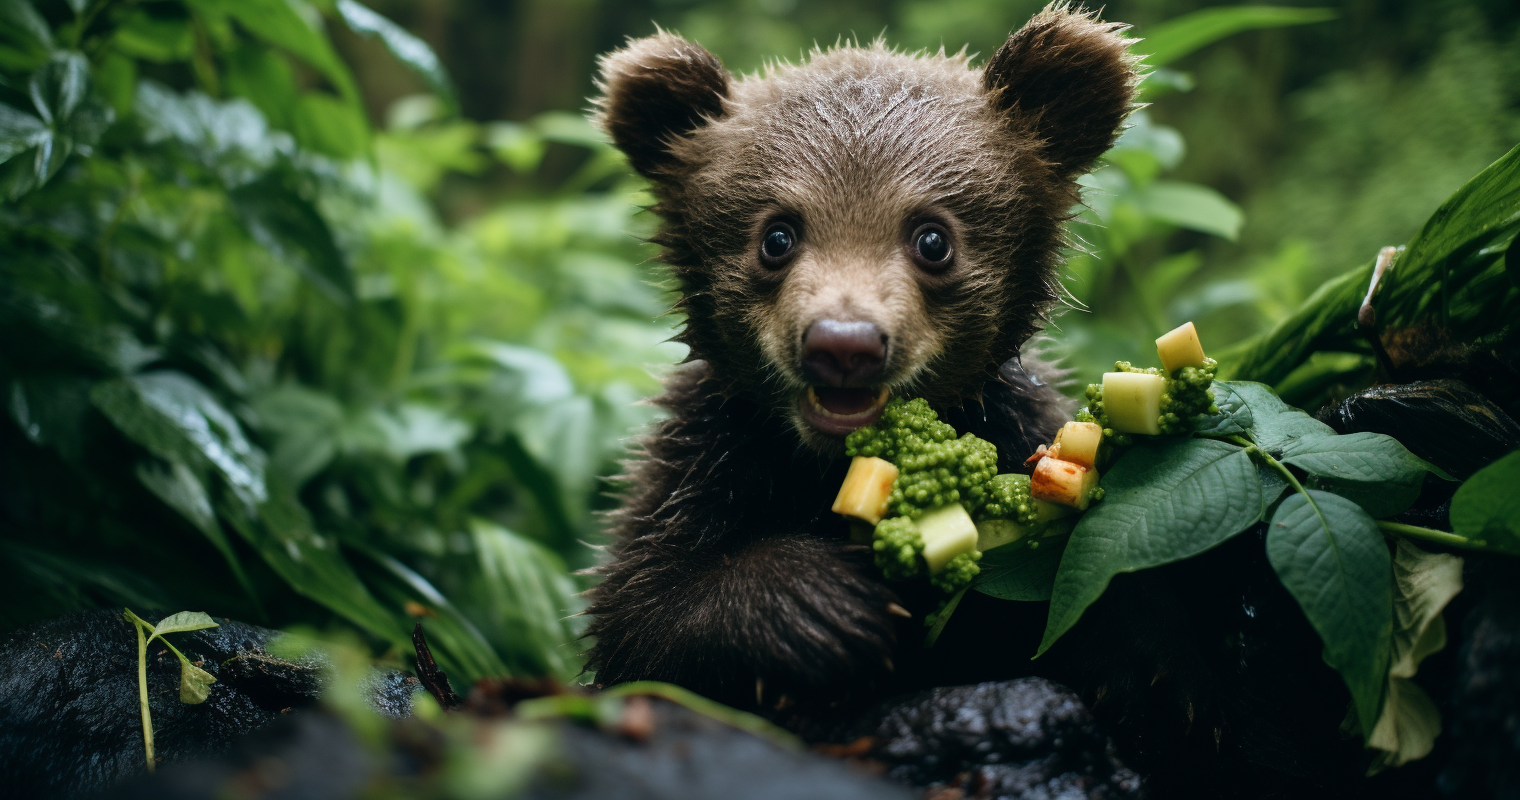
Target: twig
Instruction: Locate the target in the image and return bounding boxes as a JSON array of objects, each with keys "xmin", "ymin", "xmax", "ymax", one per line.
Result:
[
  {"xmin": 411, "ymin": 623, "xmax": 462, "ymax": 711},
  {"xmin": 1358, "ymin": 246, "xmax": 1401, "ymax": 380}
]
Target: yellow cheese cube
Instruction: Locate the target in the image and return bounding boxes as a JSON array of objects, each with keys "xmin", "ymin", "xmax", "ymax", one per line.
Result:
[
  {"xmin": 1052, "ymin": 421, "xmax": 1103, "ymax": 469},
  {"xmin": 831, "ymin": 456, "xmax": 899, "ymax": 524},
  {"xmin": 1030, "ymin": 456, "xmax": 1101, "ymax": 510},
  {"xmin": 1156, "ymin": 321, "xmax": 1207, "ymax": 374},
  {"xmin": 918, "ymin": 503, "xmax": 978, "ymax": 574},
  {"xmin": 1102, "ymin": 371, "xmax": 1165, "ymax": 435}
]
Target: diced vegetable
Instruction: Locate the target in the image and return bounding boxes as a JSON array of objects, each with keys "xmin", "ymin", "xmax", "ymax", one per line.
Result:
[
  {"xmin": 1030, "ymin": 456, "xmax": 1101, "ymax": 510},
  {"xmin": 917, "ymin": 503, "xmax": 979, "ymax": 574},
  {"xmin": 832, "ymin": 456, "xmax": 899, "ymax": 524},
  {"xmin": 1052, "ymin": 421, "xmax": 1103, "ymax": 469},
  {"xmin": 1034, "ymin": 498, "xmax": 1076, "ymax": 523},
  {"xmin": 1156, "ymin": 321, "xmax": 1207, "ymax": 374},
  {"xmin": 1102, "ymin": 371, "xmax": 1165, "ymax": 435},
  {"xmin": 975, "ymin": 519, "xmax": 1029, "ymax": 551}
]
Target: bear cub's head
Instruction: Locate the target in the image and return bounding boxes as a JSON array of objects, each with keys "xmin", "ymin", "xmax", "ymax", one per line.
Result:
[{"xmin": 595, "ymin": 4, "xmax": 1139, "ymax": 451}]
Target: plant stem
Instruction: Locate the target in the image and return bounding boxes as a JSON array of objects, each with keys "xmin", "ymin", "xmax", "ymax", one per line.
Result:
[
  {"xmin": 1231, "ymin": 436, "xmax": 1312, "ymax": 498},
  {"xmin": 135, "ymin": 620, "xmax": 155, "ymax": 773},
  {"xmin": 1376, "ymin": 520, "xmax": 1481, "ymax": 550}
]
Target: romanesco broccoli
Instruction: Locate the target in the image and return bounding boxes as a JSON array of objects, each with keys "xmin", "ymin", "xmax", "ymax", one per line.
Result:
[
  {"xmin": 872, "ymin": 516, "xmax": 924, "ymax": 580},
  {"xmin": 1082, "ymin": 358, "xmax": 1219, "ymax": 442},
  {"xmin": 889, "ymin": 433, "xmax": 999, "ymax": 518},
  {"xmin": 976, "ymin": 473, "xmax": 1039, "ymax": 525},
  {"xmin": 931, "ymin": 550, "xmax": 982, "ymax": 594},
  {"xmin": 845, "ymin": 397, "xmax": 956, "ymax": 462}
]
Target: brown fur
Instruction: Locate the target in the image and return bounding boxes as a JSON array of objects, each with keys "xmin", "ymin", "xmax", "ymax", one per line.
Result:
[{"xmin": 584, "ymin": 4, "xmax": 1138, "ymax": 713}]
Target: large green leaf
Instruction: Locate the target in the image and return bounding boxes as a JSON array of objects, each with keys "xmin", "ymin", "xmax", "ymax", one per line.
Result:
[
  {"xmin": 221, "ymin": 480, "xmax": 401, "ymax": 644},
  {"xmin": 466, "ymin": 519, "xmax": 584, "ymax": 680},
  {"xmin": 973, "ymin": 537, "xmax": 1065, "ymax": 602},
  {"xmin": 1266, "ymin": 490, "xmax": 1392, "ymax": 738},
  {"xmin": 335, "ymin": 1, "xmax": 456, "ymax": 110},
  {"xmin": 92, "ymin": 371, "xmax": 268, "ymax": 508},
  {"xmin": 1131, "ymin": 181, "xmax": 1243, "ymax": 241},
  {"xmin": 1190, "ymin": 380, "xmax": 1253, "ymax": 436},
  {"xmin": 1039, "ymin": 438, "xmax": 1262, "ymax": 655},
  {"xmin": 135, "ymin": 459, "xmax": 257, "ymax": 602},
  {"xmin": 229, "ymin": 173, "xmax": 355, "ymax": 304},
  {"xmin": 1448, "ymin": 450, "xmax": 1520, "ymax": 555},
  {"xmin": 1220, "ymin": 380, "xmax": 1336, "ymax": 453},
  {"xmin": 1135, "ymin": 6, "xmax": 1337, "ymax": 67},
  {"xmin": 1221, "ymin": 144, "xmax": 1520, "ymax": 385},
  {"xmin": 1279, "ymin": 432, "xmax": 1431, "ymax": 518}
]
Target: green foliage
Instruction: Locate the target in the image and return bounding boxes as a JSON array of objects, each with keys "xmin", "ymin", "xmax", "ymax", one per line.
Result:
[
  {"xmin": 1266, "ymin": 490, "xmax": 1391, "ymax": 738},
  {"xmin": 972, "ymin": 537, "xmax": 1064, "ymax": 602},
  {"xmin": 1036, "ymin": 437, "xmax": 1264, "ymax": 656},
  {"xmin": 1449, "ymin": 451, "xmax": 1520, "ymax": 555},
  {"xmin": 0, "ymin": 0, "xmax": 672, "ymax": 684},
  {"xmin": 123, "ymin": 608, "xmax": 222, "ymax": 771}
]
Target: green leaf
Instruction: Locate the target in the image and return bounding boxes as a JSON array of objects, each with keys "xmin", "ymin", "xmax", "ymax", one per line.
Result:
[
  {"xmin": 1280, "ymin": 432, "xmax": 1431, "ymax": 518},
  {"xmin": 152, "ymin": 610, "xmax": 221, "ymax": 637},
  {"xmin": 335, "ymin": 0, "xmax": 456, "ymax": 110},
  {"xmin": 221, "ymin": 479, "xmax": 402, "ymax": 643},
  {"xmin": 1219, "ymin": 144, "xmax": 1520, "ymax": 386},
  {"xmin": 29, "ymin": 51, "xmax": 89, "ymax": 126},
  {"xmin": 111, "ymin": 11, "xmax": 195, "ymax": 63},
  {"xmin": 1039, "ymin": 438, "xmax": 1262, "ymax": 655},
  {"xmin": 289, "ymin": 91, "xmax": 370, "ymax": 159},
  {"xmin": 1266, "ymin": 490, "xmax": 1392, "ymax": 738},
  {"xmin": 353, "ymin": 548, "xmax": 510, "ymax": 683},
  {"xmin": 179, "ymin": 659, "xmax": 217, "ymax": 704},
  {"xmin": 1449, "ymin": 450, "xmax": 1520, "ymax": 555},
  {"xmin": 1135, "ymin": 6, "xmax": 1337, "ymax": 67},
  {"xmin": 1131, "ymin": 180, "xmax": 1243, "ymax": 241},
  {"xmin": 1191, "ymin": 380, "xmax": 1253, "ymax": 436},
  {"xmin": 190, "ymin": 0, "xmax": 359, "ymax": 103},
  {"xmin": 1358, "ymin": 540, "xmax": 1461, "ymax": 774},
  {"xmin": 0, "ymin": 0, "xmax": 53, "ymax": 55},
  {"xmin": 466, "ymin": 519, "xmax": 584, "ymax": 680},
  {"xmin": 973, "ymin": 538, "xmax": 1065, "ymax": 602},
  {"xmin": 135, "ymin": 459, "xmax": 257, "ymax": 602},
  {"xmin": 1222, "ymin": 381, "xmax": 1336, "ymax": 453},
  {"xmin": 92, "ymin": 371, "xmax": 269, "ymax": 508},
  {"xmin": 924, "ymin": 587, "xmax": 967, "ymax": 649},
  {"xmin": 229, "ymin": 174, "xmax": 355, "ymax": 304},
  {"xmin": 221, "ymin": 43, "xmax": 298, "ymax": 131},
  {"xmin": 0, "ymin": 103, "xmax": 48, "ymax": 165}
]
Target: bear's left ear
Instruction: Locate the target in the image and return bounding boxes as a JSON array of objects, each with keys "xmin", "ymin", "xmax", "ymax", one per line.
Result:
[
  {"xmin": 594, "ymin": 32, "xmax": 732, "ymax": 181},
  {"xmin": 983, "ymin": 4, "xmax": 1141, "ymax": 178}
]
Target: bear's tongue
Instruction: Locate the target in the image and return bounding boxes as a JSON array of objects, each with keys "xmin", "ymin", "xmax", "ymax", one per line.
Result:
[{"xmin": 812, "ymin": 386, "xmax": 880, "ymax": 416}]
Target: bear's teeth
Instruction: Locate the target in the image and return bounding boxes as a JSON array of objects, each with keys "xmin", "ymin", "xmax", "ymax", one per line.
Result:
[{"xmin": 807, "ymin": 386, "xmax": 888, "ymax": 419}]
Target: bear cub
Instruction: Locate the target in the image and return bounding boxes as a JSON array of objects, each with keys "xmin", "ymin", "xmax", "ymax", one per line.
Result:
[{"xmin": 583, "ymin": 4, "xmax": 1137, "ymax": 711}]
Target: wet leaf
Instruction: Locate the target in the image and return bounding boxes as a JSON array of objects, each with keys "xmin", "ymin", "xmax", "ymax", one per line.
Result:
[
  {"xmin": 1267, "ymin": 490, "xmax": 1391, "ymax": 737},
  {"xmin": 1040, "ymin": 438, "xmax": 1262, "ymax": 655},
  {"xmin": 336, "ymin": 1, "xmax": 455, "ymax": 109},
  {"xmin": 230, "ymin": 174, "xmax": 355, "ymax": 303}
]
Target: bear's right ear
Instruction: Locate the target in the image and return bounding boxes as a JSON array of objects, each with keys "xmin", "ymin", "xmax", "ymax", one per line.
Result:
[{"xmin": 594, "ymin": 33, "xmax": 732, "ymax": 180}]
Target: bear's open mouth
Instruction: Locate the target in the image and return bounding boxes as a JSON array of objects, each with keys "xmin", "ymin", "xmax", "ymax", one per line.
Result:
[{"xmin": 800, "ymin": 386, "xmax": 889, "ymax": 436}]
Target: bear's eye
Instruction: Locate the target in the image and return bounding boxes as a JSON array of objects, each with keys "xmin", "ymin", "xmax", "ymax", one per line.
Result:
[
  {"xmin": 760, "ymin": 222, "xmax": 797, "ymax": 267},
  {"xmin": 912, "ymin": 224, "xmax": 952, "ymax": 268}
]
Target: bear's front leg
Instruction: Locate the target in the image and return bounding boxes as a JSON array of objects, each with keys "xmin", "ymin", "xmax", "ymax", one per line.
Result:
[{"xmin": 584, "ymin": 530, "xmax": 902, "ymax": 712}]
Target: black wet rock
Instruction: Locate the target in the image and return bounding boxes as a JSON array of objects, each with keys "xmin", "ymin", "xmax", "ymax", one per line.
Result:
[
  {"xmin": 831, "ymin": 679, "xmax": 1143, "ymax": 800},
  {"xmin": 104, "ymin": 697, "xmax": 916, "ymax": 800},
  {"xmin": 0, "ymin": 609, "xmax": 419, "ymax": 798}
]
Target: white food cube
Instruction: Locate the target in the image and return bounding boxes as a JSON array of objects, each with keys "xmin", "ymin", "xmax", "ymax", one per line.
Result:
[
  {"xmin": 917, "ymin": 503, "xmax": 979, "ymax": 574},
  {"xmin": 1102, "ymin": 371, "xmax": 1165, "ymax": 435}
]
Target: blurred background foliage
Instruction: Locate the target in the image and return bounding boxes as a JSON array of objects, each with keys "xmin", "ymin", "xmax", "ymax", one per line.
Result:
[{"xmin": 1, "ymin": 0, "xmax": 1517, "ymax": 684}]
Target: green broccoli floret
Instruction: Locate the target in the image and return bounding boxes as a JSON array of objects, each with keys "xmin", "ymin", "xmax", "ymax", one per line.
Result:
[
  {"xmin": 930, "ymin": 550, "xmax": 982, "ymax": 594},
  {"xmin": 889, "ymin": 433, "xmax": 999, "ymax": 518},
  {"xmin": 976, "ymin": 473, "xmax": 1039, "ymax": 525},
  {"xmin": 872, "ymin": 516, "xmax": 924, "ymax": 580},
  {"xmin": 1158, "ymin": 358, "xmax": 1219, "ymax": 434},
  {"xmin": 845, "ymin": 397, "xmax": 956, "ymax": 462}
]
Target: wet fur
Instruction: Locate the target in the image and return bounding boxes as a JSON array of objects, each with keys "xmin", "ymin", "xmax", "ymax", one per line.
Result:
[{"xmin": 585, "ymin": 4, "xmax": 1136, "ymax": 711}]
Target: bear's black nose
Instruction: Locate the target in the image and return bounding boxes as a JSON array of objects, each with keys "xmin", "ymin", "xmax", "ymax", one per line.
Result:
[{"xmin": 801, "ymin": 320, "xmax": 887, "ymax": 387}]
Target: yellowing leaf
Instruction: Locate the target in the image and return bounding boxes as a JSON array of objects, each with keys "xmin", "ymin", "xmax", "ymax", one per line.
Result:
[
  {"xmin": 179, "ymin": 660, "xmax": 217, "ymax": 704},
  {"xmin": 1361, "ymin": 540, "xmax": 1463, "ymax": 774}
]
